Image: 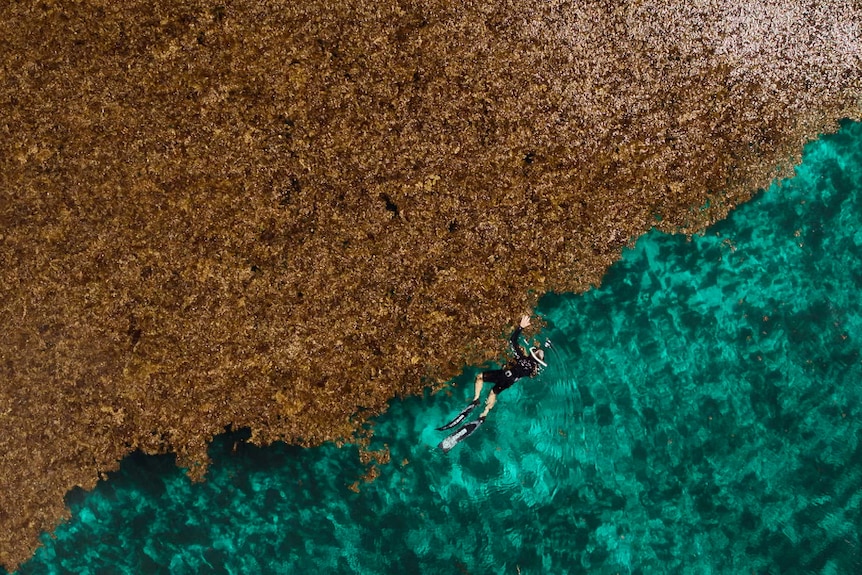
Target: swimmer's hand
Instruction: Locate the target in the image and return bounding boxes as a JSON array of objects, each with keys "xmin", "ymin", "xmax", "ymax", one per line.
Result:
[{"xmin": 519, "ymin": 315, "xmax": 531, "ymax": 329}]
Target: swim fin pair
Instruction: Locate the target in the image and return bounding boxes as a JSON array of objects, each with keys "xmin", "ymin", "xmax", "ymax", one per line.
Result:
[{"xmin": 437, "ymin": 399, "xmax": 485, "ymax": 453}]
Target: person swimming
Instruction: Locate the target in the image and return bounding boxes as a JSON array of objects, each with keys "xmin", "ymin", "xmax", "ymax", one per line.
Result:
[
  {"xmin": 437, "ymin": 315, "xmax": 548, "ymax": 452},
  {"xmin": 472, "ymin": 314, "xmax": 545, "ymax": 419}
]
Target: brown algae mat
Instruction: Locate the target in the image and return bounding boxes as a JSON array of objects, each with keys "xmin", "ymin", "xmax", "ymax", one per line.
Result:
[{"xmin": 1, "ymin": 0, "xmax": 860, "ymax": 570}]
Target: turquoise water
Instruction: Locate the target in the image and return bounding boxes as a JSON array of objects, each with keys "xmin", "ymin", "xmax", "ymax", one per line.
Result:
[{"xmin": 10, "ymin": 120, "xmax": 862, "ymax": 574}]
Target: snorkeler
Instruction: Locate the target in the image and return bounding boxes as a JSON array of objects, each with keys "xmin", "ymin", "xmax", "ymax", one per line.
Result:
[
  {"xmin": 474, "ymin": 314, "xmax": 546, "ymax": 417},
  {"xmin": 437, "ymin": 315, "xmax": 549, "ymax": 453}
]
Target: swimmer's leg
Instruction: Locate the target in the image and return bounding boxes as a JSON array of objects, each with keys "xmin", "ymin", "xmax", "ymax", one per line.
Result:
[
  {"xmin": 480, "ymin": 391, "xmax": 497, "ymax": 418},
  {"xmin": 473, "ymin": 372, "xmax": 485, "ymax": 402}
]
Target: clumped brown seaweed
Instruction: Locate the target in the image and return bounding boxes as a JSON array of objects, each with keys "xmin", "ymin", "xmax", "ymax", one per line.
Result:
[{"xmin": 0, "ymin": 0, "xmax": 860, "ymax": 569}]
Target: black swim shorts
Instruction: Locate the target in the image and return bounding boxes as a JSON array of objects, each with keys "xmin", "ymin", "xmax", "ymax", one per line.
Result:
[{"xmin": 482, "ymin": 368, "xmax": 518, "ymax": 395}]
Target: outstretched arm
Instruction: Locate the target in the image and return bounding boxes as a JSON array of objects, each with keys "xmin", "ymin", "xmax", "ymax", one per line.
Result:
[{"xmin": 509, "ymin": 315, "xmax": 532, "ymax": 358}]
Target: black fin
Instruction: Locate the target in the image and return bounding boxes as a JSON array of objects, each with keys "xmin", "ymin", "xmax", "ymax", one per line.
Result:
[
  {"xmin": 438, "ymin": 417, "xmax": 485, "ymax": 453},
  {"xmin": 436, "ymin": 400, "xmax": 478, "ymax": 431}
]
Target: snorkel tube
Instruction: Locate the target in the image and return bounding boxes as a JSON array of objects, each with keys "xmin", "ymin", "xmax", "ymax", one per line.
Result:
[{"xmin": 529, "ymin": 339, "xmax": 552, "ymax": 368}]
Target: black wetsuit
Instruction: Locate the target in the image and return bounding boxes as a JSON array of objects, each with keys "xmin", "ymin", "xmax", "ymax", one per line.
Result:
[{"xmin": 482, "ymin": 326, "xmax": 541, "ymax": 395}]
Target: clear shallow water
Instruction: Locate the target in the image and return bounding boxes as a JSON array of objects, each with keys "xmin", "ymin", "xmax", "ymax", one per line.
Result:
[{"xmin": 10, "ymin": 120, "xmax": 862, "ymax": 574}]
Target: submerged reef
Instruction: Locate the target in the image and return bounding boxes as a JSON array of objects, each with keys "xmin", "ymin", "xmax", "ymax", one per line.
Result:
[{"xmin": 0, "ymin": 0, "xmax": 860, "ymax": 569}]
